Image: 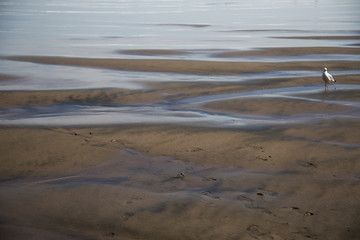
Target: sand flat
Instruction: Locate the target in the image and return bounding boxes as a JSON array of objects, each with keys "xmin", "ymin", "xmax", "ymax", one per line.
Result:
[
  {"xmin": 273, "ymin": 35, "xmax": 360, "ymax": 40},
  {"xmin": 1, "ymin": 0, "xmax": 360, "ymax": 237},
  {"xmin": 1, "ymin": 45, "xmax": 360, "ymax": 239},
  {"xmin": 118, "ymin": 47, "xmax": 360, "ymax": 58},
  {"xmin": 203, "ymin": 97, "xmax": 355, "ymax": 116},
  {"xmin": 4, "ymin": 55, "xmax": 359, "ymax": 75},
  {"xmin": 119, "ymin": 49, "xmax": 190, "ymax": 56},
  {"xmin": 214, "ymin": 47, "xmax": 360, "ymax": 58},
  {"xmin": 1, "ymin": 123, "xmax": 360, "ymax": 240},
  {"xmin": 1, "ymin": 107, "xmax": 360, "ymax": 240}
]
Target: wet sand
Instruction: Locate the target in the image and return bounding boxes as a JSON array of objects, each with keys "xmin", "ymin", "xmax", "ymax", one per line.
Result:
[
  {"xmin": 1, "ymin": 46, "xmax": 360, "ymax": 239},
  {"xmin": 213, "ymin": 47, "xmax": 360, "ymax": 58},
  {"xmin": 273, "ymin": 36, "xmax": 360, "ymax": 40},
  {"xmin": 119, "ymin": 46, "xmax": 360, "ymax": 58},
  {"xmin": 3, "ymin": 55, "xmax": 359, "ymax": 75},
  {"xmin": 1, "ymin": 123, "xmax": 360, "ymax": 240}
]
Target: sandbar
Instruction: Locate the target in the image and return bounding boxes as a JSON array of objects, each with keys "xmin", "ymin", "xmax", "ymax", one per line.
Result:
[{"xmin": 3, "ymin": 55, "xmax": 359, "ymax": 75}]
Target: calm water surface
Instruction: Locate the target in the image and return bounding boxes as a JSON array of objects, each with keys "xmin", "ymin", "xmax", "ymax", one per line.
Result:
[
  {"xmin": 0, "ymin": 0, "xmax": 359, "ymax": 126},
  {"xmin": 1, "ymin": 0, "xmax": 359, "ymax": 57}
]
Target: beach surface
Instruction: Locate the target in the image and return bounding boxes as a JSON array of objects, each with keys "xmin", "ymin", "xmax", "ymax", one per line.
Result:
[
  {"xmin": 1, "ymin": 44, "xmax": 360, "ymax": 240},
  {"xmin": 2, "ymin": 0, "xmax": 360, "ymax": 238}
]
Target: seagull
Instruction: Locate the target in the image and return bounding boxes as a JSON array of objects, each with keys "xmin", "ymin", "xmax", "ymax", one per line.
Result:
[{"xmin": 322, "ymin": 67, "xmax": 336, "ymax": 90}]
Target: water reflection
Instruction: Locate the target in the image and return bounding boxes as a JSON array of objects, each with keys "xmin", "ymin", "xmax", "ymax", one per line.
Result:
[
  {"xmin": 1, "ymin": 58, "xmax": 359, "ymax": 91},
  {"xmin": 0, "ymin": 0, "xmax": 359, "ymax": 128},
  {"xmin": 1, "ymin": 0, "xmax": 359, "ymax": 57},
  {"xmin": 1, "ymin": 84, "xmax": 359, "ymax": 127}
]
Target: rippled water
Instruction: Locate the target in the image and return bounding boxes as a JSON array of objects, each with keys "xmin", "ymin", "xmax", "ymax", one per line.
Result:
[
  {"xmin": 1, "ymin": 0, "xmax": 359, "ymax": 57},
  {"xmin": 1, "ymin": 0, "xmax": 359, "ymax": 86}
]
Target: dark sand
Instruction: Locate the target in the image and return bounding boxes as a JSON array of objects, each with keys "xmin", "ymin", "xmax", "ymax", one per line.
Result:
[
  {"xmin": 273, "ymin": 36, "xmax": 360, "ymax": 40},
  {"xmin": 1, "ymin": 123, "xmax": 360, "ymax": 240},
  {"xmin": 0, "ymin": 74, "xmax": 358, "ymax": 108},
  {"xmin": 119, "ymin": 47, "xmax": 360, "ymax": 58},
  {"xmin": 1, "ymin": 46, "xmax": 360, "ymax": 240},
  {"xmin": 119, "ymin": 49, "xmax": 191, "ymax": 56},
  {"xmin": 213, "ymin": 47, "xmax": 360, "ymax": 58},
  {"xmin": 3, "ymin": 55, "xmax": 359, "ymax": 75}
]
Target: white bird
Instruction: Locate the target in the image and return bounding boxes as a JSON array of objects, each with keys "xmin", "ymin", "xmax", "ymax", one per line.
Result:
[{"xmin": 322, "ymin": 67, "xmax": 336, "ymax": 90}]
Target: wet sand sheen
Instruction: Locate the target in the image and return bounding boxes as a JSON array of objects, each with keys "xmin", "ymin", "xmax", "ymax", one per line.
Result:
[
  {"xmin": 1, "ymin": 122, "xmax": 360, "ymax": 240},
  {"xmin": 203, "ymin": 97, "xmax": 355, "ymax": 116},
  {"xmin": 1, "ymin": 0, "xmax": 359, "ymax": 236},
  {"xmin": 273, "ymin": 35, "xmax": 360, "ymax": 40},
  {"xmin": 1, "ymin": 85, "xmax": 360, "ymax": 240},
  {"xmin": 3, "ymin": 55, "xmax": 359, "ymax": 75},
  {"xmin": 1, "ymin": 45, "xmax": 360, "ymax": 239},
  {"xmin": 119, "ymin": 46, "xmax": 360, "ymax": 57},
  {"xmin": 214, "ymin": 47, "xmax": 360, "ymax": 58}
]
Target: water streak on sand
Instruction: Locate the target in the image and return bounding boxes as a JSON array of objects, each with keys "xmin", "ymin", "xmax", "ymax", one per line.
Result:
[
  {"xmin": 1, "ymin": 84, "xmax": 359, "ymax": 127},
  {"xmin": 178, "ymin": 84, "xmax": 360, "ymax": 106}
]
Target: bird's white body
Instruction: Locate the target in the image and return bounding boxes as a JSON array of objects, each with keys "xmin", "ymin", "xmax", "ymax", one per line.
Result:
[{"xmin": 322, "ymin": 67, "xmax": 336, "ymax": 90}]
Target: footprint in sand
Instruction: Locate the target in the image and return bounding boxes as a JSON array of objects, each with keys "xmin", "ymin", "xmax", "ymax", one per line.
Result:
[
  {"xmin": 236, "ymin": 193, "xmax": 275, "ymax": 216},
  {"xmin": 202, "ymin": 177, "xmax": 218, "ymax": 181},
  {"xmin": 237, "ymin": 195, "xmax": 254, "ymax": 202},
  {"xmin": 256, "ymin": 188, "xmax": 278, "ymax": 198},
  {"xmin": 246, "ymin": 224, "xmax": 282, "ymax": 239},
  {"xmin": 296, "ymin": 160, "xmax": 318, "ymax": 168},
  {"xmin": 174, "ymin": 172, "xmax": 185, "ymax": 179},
  {"xmin": 290, "ymin": 207, "xmax": 315, "ymax": 216},
  {"xmin": 201, "ymin": 191, "xmax": 220, "ymax": 199},
  {"xmin": 293, "ymin": 227, "xmax": 318, "ymax": 239}
]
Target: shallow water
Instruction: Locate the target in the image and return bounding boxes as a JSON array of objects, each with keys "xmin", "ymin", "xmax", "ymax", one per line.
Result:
[
  {"xmin": 1, "ymin": 84, "xmax": 359, "ymax": 127},
  {"xmin": 0, "ymin": 0, "xmax": 359, "ymax": 62},
  {"xmin": 1, "ymin": 57, "xmax": 360, "ymax": 91},
  {"xmin": 1, "ymin": 0, "xmax": 359, "ymax": 57},
  {"xmin": 0, "ymin": 0, "xmax": 359, "ymax": 126}
]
